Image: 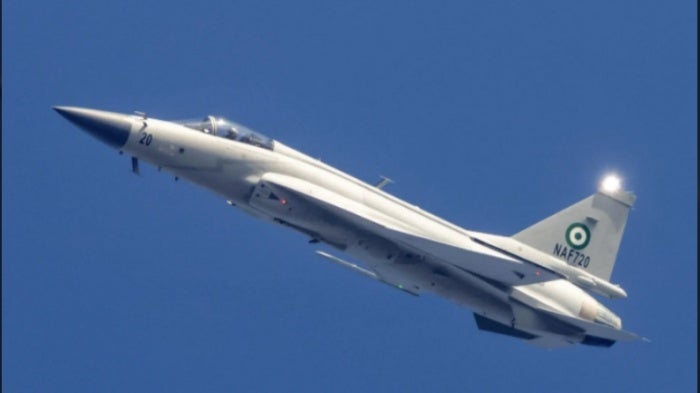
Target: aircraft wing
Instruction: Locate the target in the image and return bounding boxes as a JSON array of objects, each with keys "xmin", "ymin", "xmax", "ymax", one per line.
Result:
[
  {"xmin": 376, "ymin": 228, "xmax": 564, "ymax": 286},
  {"xmin": 256, "ymin": 173, "xmax": 562, "ymax": 286}
]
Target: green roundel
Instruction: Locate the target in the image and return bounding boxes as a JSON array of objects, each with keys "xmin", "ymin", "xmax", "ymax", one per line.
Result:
[{"xmin": 566, "ymin": 223, "xmax": 591, "ymax": 250}]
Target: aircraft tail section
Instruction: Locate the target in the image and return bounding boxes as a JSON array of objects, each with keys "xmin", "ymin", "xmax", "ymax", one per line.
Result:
[{"xmin": 513, "ymin": 178, "xmax": 636, "ymax": 282}]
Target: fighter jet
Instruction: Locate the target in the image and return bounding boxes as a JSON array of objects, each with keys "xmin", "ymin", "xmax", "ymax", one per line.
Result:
[{"xmin": 54, "ymin": 106, "xmax": 642, "ymax": 348}]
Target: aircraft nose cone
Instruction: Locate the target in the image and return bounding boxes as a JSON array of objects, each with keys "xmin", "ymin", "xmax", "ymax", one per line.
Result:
[{"xmin": 54, "ymin": 106, "xmax": 133, "ymax": 149}]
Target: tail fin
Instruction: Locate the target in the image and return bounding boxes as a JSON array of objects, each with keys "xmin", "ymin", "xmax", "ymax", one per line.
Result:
[{"xmin": 513, "ymin": 178, "xmax": 636, "ymax": 281}]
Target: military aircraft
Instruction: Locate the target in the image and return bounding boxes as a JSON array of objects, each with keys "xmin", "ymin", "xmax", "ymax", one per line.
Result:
[{"xmin": 54, "ymin": 106, "xmax": 642, "ymax": 348}]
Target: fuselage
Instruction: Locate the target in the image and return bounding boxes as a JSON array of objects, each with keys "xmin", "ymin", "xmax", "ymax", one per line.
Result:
[{"xmin": 55, "ymin": 107, "xmax": 629, "ymax": 347}]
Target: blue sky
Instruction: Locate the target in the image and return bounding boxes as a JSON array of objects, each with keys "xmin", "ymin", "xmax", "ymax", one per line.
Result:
[{"xmin": 3, "ymin": 1, "xmax": 696, "ymax": 392}]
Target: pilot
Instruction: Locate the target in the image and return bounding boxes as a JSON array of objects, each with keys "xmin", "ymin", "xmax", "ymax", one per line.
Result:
[
  {"xmin": 224, "ymin": 127, "xmax": 239, "ymax": 140},
  {"xmin": 239, "ymin": 134, "xmax": 252, "ymax": 144}
]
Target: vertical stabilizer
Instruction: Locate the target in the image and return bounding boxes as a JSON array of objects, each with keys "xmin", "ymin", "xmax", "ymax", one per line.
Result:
[{"xmin": 513, "ymin": 179, "xmax": 635, "ymax": 281}]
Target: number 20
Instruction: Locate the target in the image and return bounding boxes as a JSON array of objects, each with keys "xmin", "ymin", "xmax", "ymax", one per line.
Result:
[{"xmin": 139, "ymin": 132, "xmax": 153, "ymax": 146}]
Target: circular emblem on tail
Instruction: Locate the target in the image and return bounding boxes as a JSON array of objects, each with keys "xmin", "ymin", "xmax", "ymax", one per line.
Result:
[{"xmin": 566, "ymin": 223, "xmax": 591, "ymax": 250}]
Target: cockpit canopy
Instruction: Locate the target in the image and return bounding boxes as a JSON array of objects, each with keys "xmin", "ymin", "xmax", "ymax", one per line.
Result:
[{"xmin": 176, "ymin": 116, "xmax": 274, "ymax": 150}]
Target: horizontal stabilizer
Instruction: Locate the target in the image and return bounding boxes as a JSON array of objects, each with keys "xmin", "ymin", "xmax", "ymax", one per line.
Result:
[
  {"xmin": 474, "ymin": 313, "xmax": 537, "ymax": 340},
  {"xmin": 537, "ymin": 308, "xmax": 642, "ymax": 343},
  {"xmin": 474, "ymin": 313, "xmax": 582, "ymax": 349}
]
